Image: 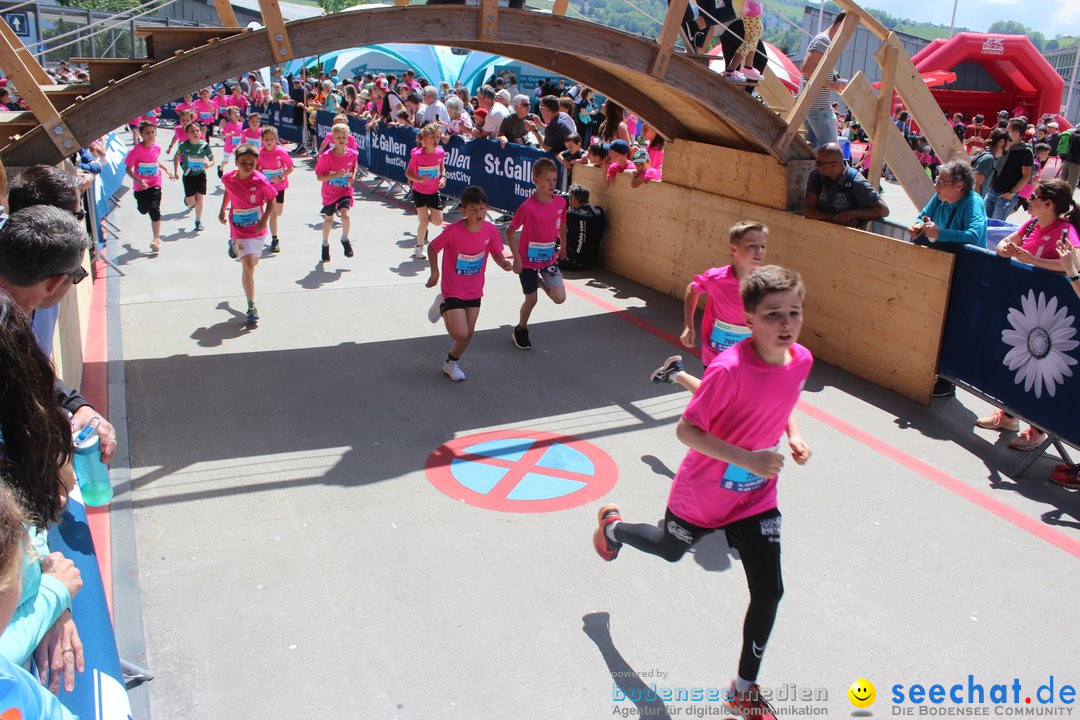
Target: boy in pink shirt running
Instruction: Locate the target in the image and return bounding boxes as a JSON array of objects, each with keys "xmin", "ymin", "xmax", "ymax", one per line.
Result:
[
  {"xmin": 593, "ymin": 265, "xmax": 813, "ymax": 720},
  {"xmin": 124, "ymin": 121, "xmax": 174, "ymax": 254},
  {"xmin": 315, "ymin": 123, "xmax": 358, "ymax": 262},
  {"xmin": 218, "ymin": 145, "xmax": 277, "ymax": 325},
  {"xmin": 507, "ymin": 157, "xmax": 567, "ymax": 350},
  {"xmin": 425, "ymin": 186, "xmax": 513, "ymax": 381}
]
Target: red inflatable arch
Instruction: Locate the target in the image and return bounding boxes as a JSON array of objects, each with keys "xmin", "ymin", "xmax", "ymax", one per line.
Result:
[{"xmin": 911, "ymin": 33, "xmax": 1063, "ymax": 123}]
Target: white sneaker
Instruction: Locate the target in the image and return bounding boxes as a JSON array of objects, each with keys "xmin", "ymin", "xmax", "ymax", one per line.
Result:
[
  {"xmin": 443, "ymin": 359, "xmax": 466, "ymax": 382},
  {"xmin": 427, "ymin": 293, "xmax": 443, "ymax": 323},
  {"xmin": 723, "ymin": 70, "xmax": 748, "ymax": 82},
  {"xmin": 413, "ymin": 245, "xmax": 426, "ymax": 259}
]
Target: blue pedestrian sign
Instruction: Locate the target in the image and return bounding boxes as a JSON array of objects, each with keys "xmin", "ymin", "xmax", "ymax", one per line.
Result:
[{"xmin": 2, "ymin": 11, "xmax": 29, "ymax": 37}]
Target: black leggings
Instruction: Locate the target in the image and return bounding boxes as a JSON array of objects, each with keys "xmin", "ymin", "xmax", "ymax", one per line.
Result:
[{"xmin": 614, "ymin": 507, "xmax": 783, "ymax": 682}]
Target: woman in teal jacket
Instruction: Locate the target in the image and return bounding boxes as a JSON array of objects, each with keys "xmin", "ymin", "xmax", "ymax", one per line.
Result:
[{"xmin": 908, "ymin": 159, "xmax": 989, "ymax": 249}]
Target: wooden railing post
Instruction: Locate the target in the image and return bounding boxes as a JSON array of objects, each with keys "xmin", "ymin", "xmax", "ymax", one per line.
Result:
[
  {"xmin": 650, "ymin": 0, "xmax": 690, "ymax": 79},
  {"xmin": 0, "ymin": 18, "xmax": 50, "ymax": 86},
  {"xmin": 0, "ymin": 27, "xmax": 77, "ymax": 155},
  {"xmin": 479, "ymin": 0, "xmax": 498, "ymax": 40},
  {"xmin": 552, "ymin": 0, "xmax": 569, "ymax": 16},
  {"xmin": 257, "ymin": 0, "xmax": 294, "ymax": 62},
  {"xmin": 213, "ymin": 0, "xmax": 239, "ymax": 27},
  {"xmin": 867, "ymin": 42, "xmax": 897, "ymax": 190}
]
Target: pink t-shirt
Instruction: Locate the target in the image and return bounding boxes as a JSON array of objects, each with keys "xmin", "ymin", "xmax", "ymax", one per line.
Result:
[
  {"xmin": 510, "ymin": 194, "xmax": 567, "ymax": 269},
  {"xmin": 668, "ymin": 341, "xmax": 813, "ymax": 528},
  {"xmin": 125, "ymin": 143, "xmax": 163, "ymax": 189},
  {"xmin": 175, "ymin": 102, "xmax": 195, "ymax": 116},
  {"xmin": 257, "ymin": 145, "xmax": 294, "ymax": 190},
  {"xmin": 315, "ymin": 147, "xmax": 358, "ymax": 205},
  {"xmin": 221, "ymin": 121, "xmax": 242, "ymax": 152},
  {"xmin": 195, "ymin": 99, "xmax": 216, "ymax": 124},
  {"xmin": 691, "ymin": 265, "xmax": 749, "ymax": 367},
  {"xmin": 641, "ymin": 167, "xmax": 662, "ymax": 182},
  {"xmin": 606, "ymin": 158, "xmax": 632, "ymax": 181},
  {"xmin": 648, "ymin": 146, "xmax": 664, "ymax": 175},
  {"xmin": 241, "ymin": 127, "xmax": 263, "ymax": 148},
  {"xmin": 319, "ymin": 134, "xmax": 359, "ymax": 153},
  {"xmin": 172, "ymin": 124, "xmax": 188, "ymax": 145},
  {"xmin": 213, "ymin": 95, "xmax": 230, "ymax": 117},
  {"xmin": 1020, "ymin": 219, "xmax": 1080, "ymax": 259},
  {"xmin": 228, "ymin": 95, "xmax": 250, "ymax": 115},
  {"xmin": 430, "ymin": 220, "xmax": 505, "ymax": 301},
  {"xmin": 407, "ymin": 146, "xmax": 445, "ymax": 195},
  {"xmin": 222, "ymin": 170, "xmax": 277, "ymax": 240}
]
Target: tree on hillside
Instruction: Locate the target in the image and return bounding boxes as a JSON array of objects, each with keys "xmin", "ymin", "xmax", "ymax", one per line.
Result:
[{"xmin": 987, "ymin": 20, "xmax": 1044, "ymax": 50}]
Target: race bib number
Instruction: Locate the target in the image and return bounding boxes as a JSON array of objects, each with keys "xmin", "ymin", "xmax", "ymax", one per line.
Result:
[
  {"xmin": 245, "ymin": 136, "xmax": 260, "ymax": 146},
  {"xmin": 455, "ymin": 251, "xmax": 484, "ymax": 276},
  {"xmin": 186, "ymin": 159, "xmax": 205, "ymax": 173},
  {"xmin": 527, "ymin": 241, "xmax": 555, "ymax": 263},
  {"xmin": 720, "ymin": 445, "xmax": 779, "ymax": 492},
  {"xmin": 199, "ymin": 111, "xmax": 213, "ymax": 121},
  {"xmin": 709, "ymin": 319, "xmax": 751, "ymax": 352},
  {"xmin": 418, "ymin": 164, "xmax": 439, "ymax": 179},
  {"xmin": 262, "ymin": 167, "xmax": 283, "ymax": 182},
  {"xmin": 328, "ymin": 175, "xmax": 351, "ymax": 188},
  {"xmin": 231, "ymin": 207, "xmax": 259, "ymax": 228},
  {"xmin": 137, "ymin": 162, "xmax": 158, "ymax": 178}
]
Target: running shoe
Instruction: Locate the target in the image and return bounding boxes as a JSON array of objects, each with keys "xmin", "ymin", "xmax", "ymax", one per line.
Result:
[
  {"xmin": 722, "ymin": 70, "xmax": 748, "ymax": 82},
  {"xmin": 726, "ymin": 682, "xmax": 778, "ymax": 720},
  {"xmin": 246, "ymin": 304, "xmax": 259, "ymax": 324},
  {"xmin": 443, "ymin": 359, "xmax": 466, "ymax": 382},
  {"xmin": 975, "ymin": 409, "xmax": 1019, "ymax": 432},
  {"xmin": 1009, "ymin": 426, "xmax": 1047, "ymax": 451},
  {"xmin": 342, "ymin": 239, "xmax": 354, "ymax": 258},
  {"xmin": 227, "ymin": 240, "xmax": 236, "ymax": 259},
  {"xmin": 269, "ymin": 237, "xmax": 280, "ymax": 254},
  {"xmin": 741, "ymin": 67, "xmax": 763, "ymax": 80},
  {"xmin": 592, "ymin": 504, "xmax": 622, "ymax": 561},
  {"xmin": 413, "ymin": 245, "xmax": 426, "ymax": 259},
  {"xmin": 321, "ymin": 244, "xmax": 330, "ymax": 263},
  {"xmin": 427, "ymin": 294, "xmax": 443, "ymax": 324},
  {"xmin": 217, "ymin": 166, "xmax": 224, "ymax": 179},
  {"xmin": 650, "ymin": 355, "xmax": 684, "ymax": 384},
  {"xmin": 150, "ymin": 238, "xmax": 160, "ymax": 254},
  {"xmin": 1050, "ymin": 468, "xmax": 1080, "ymax": 489},
  {"xmin": 512, "ymin": 325, "xmax": 531, "ymax": 349},
  {"xmin": 194, "ymin": 220, "xmax": 204, "ymax": 232},
  {"xmin": 932, "ymin": 378, "xmax": 956, "ymax": 397}
]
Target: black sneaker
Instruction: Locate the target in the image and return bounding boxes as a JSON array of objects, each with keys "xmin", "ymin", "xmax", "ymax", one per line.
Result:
[
  {"xmin": 651, "ymin": 355, "xmax": 684, "ymax": 384},
  {"xmin": 246, "ymin": 304, "xmax": 259, "ymax": 324},
  {"xmin": 217, "ymin": 165, "xmax": 224, "ymax": 179},
  {"xmin": 269, "ymin": 237, "xmax": 280, "ymax": 254},
  {"xmin": 342, "ymin": 239, "xmax": 354, "ymax": 258},
  {"xmin": 321, "ymin": 244, "xmax": 330, "ymax": 263},
  {"xmin": 932, "ymin": 377, "xmax": 956, "ymax": 398},
  {"xmin": 227, "ymin": 240, "xmax": 236, "ymax": 259},
  {"xmin": 512, "ymin": 325, "xmax": 531, "ymax": 349}
]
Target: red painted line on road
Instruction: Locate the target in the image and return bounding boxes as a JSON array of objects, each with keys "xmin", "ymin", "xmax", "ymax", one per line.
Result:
[
  {"xmin": 82, "ymin": 256, "xmax": 114, "ymax": 617},
  {"xmin": 564, "ymin": 277, "xmax": 1080, "ymax": 561}
]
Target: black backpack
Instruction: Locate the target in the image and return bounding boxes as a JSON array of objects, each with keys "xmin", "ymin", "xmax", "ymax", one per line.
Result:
[{"xmin": 561, "ymin": 204, "xmax": 606, "ymax": 270}]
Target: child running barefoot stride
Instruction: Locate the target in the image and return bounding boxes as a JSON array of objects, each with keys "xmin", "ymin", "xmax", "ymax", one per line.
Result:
[
  {"xmin": 406, "ymin": 123, "xmax": 447, "ymax": 260},
  {"xmin": 507, "ymin": 157, "xmax": 567, "ymax": 349},
  {"xmin": 256, "ymin": 126, "xmax": 294, "ymax": 254},
  {"xmin": 218, "ymin": 145, "xmax": 277, "ymax": 325},
  {"xmin": 124, "ymin": 121, "xmax": 174, "ymax": 254},
  {"xmin": 425, "ymin": 185, "xmax": 513, "ymax": 381},
  {"xmin": 315, "ymin": 123, "xmax": 358, "ymax": 262},
  {"xmin": 173, "ymin": 122, "xmax": 215, "ymax": 232},
  {"xmin": 594, "ymin": 265, "xmax": 813, "ymax": 720}
]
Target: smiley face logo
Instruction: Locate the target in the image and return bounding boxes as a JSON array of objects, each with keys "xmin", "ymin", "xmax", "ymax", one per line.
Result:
[{"xmin": 848, "ymin": 678, "xmax": 876, "ymax": 708}]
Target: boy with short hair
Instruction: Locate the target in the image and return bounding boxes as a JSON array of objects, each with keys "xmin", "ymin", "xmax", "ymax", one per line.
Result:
[
  {"xmin": 629, "ymin": 148, "xmax": 661, "ymax": 188},
  {"xmin": 218, "ymin": 145, "xmax": 276, "ymax": 325},
  {"xmin": 604, "ymin": 139, "xmax": 633, "ymax": 187},
  {"xmin": 173, "ymin": 122, "xmax": 215, "ymax": 232},
  {"xmin": 315, "ymin": 123, "xmax": 358, "ymax": 262},
  {"xmin": 507, "ymin": 157, "xmax": 567, "ymax": 350},
  {"xmin": 560, "ymin": 184, "xmax": 606, "ymax": 271},
  {"xmin": 559, "ymin": 133, "xmax": 587, "ymax": 181},
  {"xmin": 124, "ymin": 121, "xmax": 174, "ymax": 254},
  {"xmin": 425, "ymin": 185, "xmax": 513, "ymax": 382},
  {"xmin": 593, "ymin": 264, "xmax": 814, "ymax": 720}
]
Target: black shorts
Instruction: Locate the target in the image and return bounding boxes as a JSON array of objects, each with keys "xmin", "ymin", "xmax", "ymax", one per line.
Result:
[
  {"xmin": 440, "ymin": 296, "xmax": 482, "ymax": 314},
  {"xmin": 133, "ymin": 187, "xmax": 162, "ymax": 221},
  {"xmin": 518, "ymin": 263, "xmax": 565, "ymax": 295},
  {"xmin": 321, "ymin": 196, "xmax": 352, "ymax": 217},
  {"xmin": 182, "ymin": 172, "xmax": 207, "ymax": 198},
  {"xmin": 275, "ymin": 189, "xmax": 286, "ymax": 205},
  {"xmin": 413, "ymin": 191, "xmax": 445, "ymax": 210},
  {"xmin": 202, "ymin": 123, "xmax": 214, "ymax": 138}
]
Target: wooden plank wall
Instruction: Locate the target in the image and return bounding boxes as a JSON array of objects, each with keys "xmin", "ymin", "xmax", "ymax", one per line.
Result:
[
  {"xmin": 662, "ymin": 140, "xmax": 797, "ymax": 211},
  {"xmin": 52, "ymin": 253, "xmax": 92, "ymax": 388},
  {"xmin": 575, "ymin": 163, "xmax": 954, "ymax": 404}
]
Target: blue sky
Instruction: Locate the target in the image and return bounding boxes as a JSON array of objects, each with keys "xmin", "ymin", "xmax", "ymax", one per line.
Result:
[{"xmin": 857, "ymin": 0, "xmax": 1080, "ymax": 38}]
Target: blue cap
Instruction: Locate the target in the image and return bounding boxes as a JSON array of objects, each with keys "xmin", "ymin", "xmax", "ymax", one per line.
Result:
[{"xmin": 607, "ymin": 139, "xmax": 630, "ymax": 155}]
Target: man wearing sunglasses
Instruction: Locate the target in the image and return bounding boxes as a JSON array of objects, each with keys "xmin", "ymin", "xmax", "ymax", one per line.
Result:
[
  {"xmin": 803, "ymin": 142, "xmax": 889, "ymax": 228},
  {"xmin": 0, "ymin": 204, "xmax": 119, "ymax": 464}
]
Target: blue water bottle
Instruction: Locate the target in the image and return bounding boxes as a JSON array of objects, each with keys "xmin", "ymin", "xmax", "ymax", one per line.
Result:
[{"xmin": 72, "ymin": 423, "xmax": 113, "ymax": 507}]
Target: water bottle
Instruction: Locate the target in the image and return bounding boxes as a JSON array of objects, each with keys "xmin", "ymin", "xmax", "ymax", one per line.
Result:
[{"xmin": 72, "ymin": 432, "xmax": 113, "ymax": 507}]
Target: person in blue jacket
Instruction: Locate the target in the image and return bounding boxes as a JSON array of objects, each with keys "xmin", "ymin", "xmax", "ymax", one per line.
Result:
[{"xmin": 908, "ymin": 159, "xmax": 988, "ymax": 249}]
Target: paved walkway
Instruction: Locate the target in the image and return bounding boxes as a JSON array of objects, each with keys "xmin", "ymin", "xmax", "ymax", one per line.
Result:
[{"xmin": 103, "ymin": 138, "xmax": 1080, "ymax": 719}]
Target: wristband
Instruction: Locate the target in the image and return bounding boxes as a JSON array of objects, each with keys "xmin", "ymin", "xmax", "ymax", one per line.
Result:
[{"xmin": 1069, "ymin": 274, "xmax": 1080, "ymax": 282}]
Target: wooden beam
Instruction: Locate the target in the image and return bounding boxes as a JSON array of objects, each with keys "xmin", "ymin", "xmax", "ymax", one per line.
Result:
[
  {"xmin": 0, "ymin": 18, "xmax": 49, "ymax": 86},
  {"xmin": 0, "ymin": 28, "xmax": 77, "ymax": 156},
  {"xmin": 756, "ymin": 66, "xmax": 793, "ymax": 114},
  {"xmin": 552, "ymin": 0, "xmax": 569, "ymax": 16},
  {"xmin": 257, "ymin": 0, "xmax": 294, "ymax": 62},
  {"xmin": 831, "ymin": 0, "xmax": 888, "ymax": 40},
  {"xmin": 479, "ymin": 0, "xmax": 498, "ymax": 40},
  {"xmin": 214, "ymin": 0, "xmax": 239, "ymax": 27},
  {"xmin": 867, "ymin": 42, "xmax": 897, "ymax": 189},
  {"xmin": 394, "ymin": 0, "xmax": 408, "ymax": 5},
  {"xmin": 777, "ymin": 11, "xmax": 859, "ymax": 151},
  {"xmin": 875, "ymin": 33, "xmax": 966, "ymax": 163},
  {"xmin": 650, "ymin": 0, "xmax": 690, "ymax": 79},
  {"xmin": 842, "ymin": 71, "xmax": 934, "ymax": 209}
]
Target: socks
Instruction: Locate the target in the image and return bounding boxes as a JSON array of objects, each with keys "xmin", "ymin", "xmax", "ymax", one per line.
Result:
[
  {"xmin": 322, "ymin": 239, "xmax": 329, "ymax": 247},
  {"xmin": 734, "ymin": 676, "xmax": 753, "ymax": 693},
  {"xmin": 447, "ymin": 353, "xmax": 459, "ymax": 362}
]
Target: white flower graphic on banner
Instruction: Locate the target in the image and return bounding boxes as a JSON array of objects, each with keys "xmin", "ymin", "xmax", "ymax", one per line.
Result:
[{"xmin": 1001, "ymin": 290, "xmax": 1078, "ymax": 398}]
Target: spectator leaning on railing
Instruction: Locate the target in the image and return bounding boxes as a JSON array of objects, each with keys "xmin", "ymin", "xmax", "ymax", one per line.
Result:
[{"xmin": 908, "ymin": 160, "xmax": 988, "ymax": 249}]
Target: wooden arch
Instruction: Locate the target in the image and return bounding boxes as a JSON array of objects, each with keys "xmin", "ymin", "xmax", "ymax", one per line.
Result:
[{"xmin": 2, "ymin": 6, "xmax": 813, "ymax": 167}]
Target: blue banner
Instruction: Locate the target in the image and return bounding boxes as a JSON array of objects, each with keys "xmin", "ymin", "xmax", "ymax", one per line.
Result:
[
  {"xmin": 938, "ymin": 245, "xmax": 1080, "ymax": 446},
  {"xmin": 93, "ymin": 133, "xmax": 129, "ymax": 230}
]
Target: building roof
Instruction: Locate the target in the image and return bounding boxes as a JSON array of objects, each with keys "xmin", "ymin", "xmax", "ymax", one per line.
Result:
[{"xmin": 229, "ymin": 0, "xmax": 323, "ymax": 21}]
